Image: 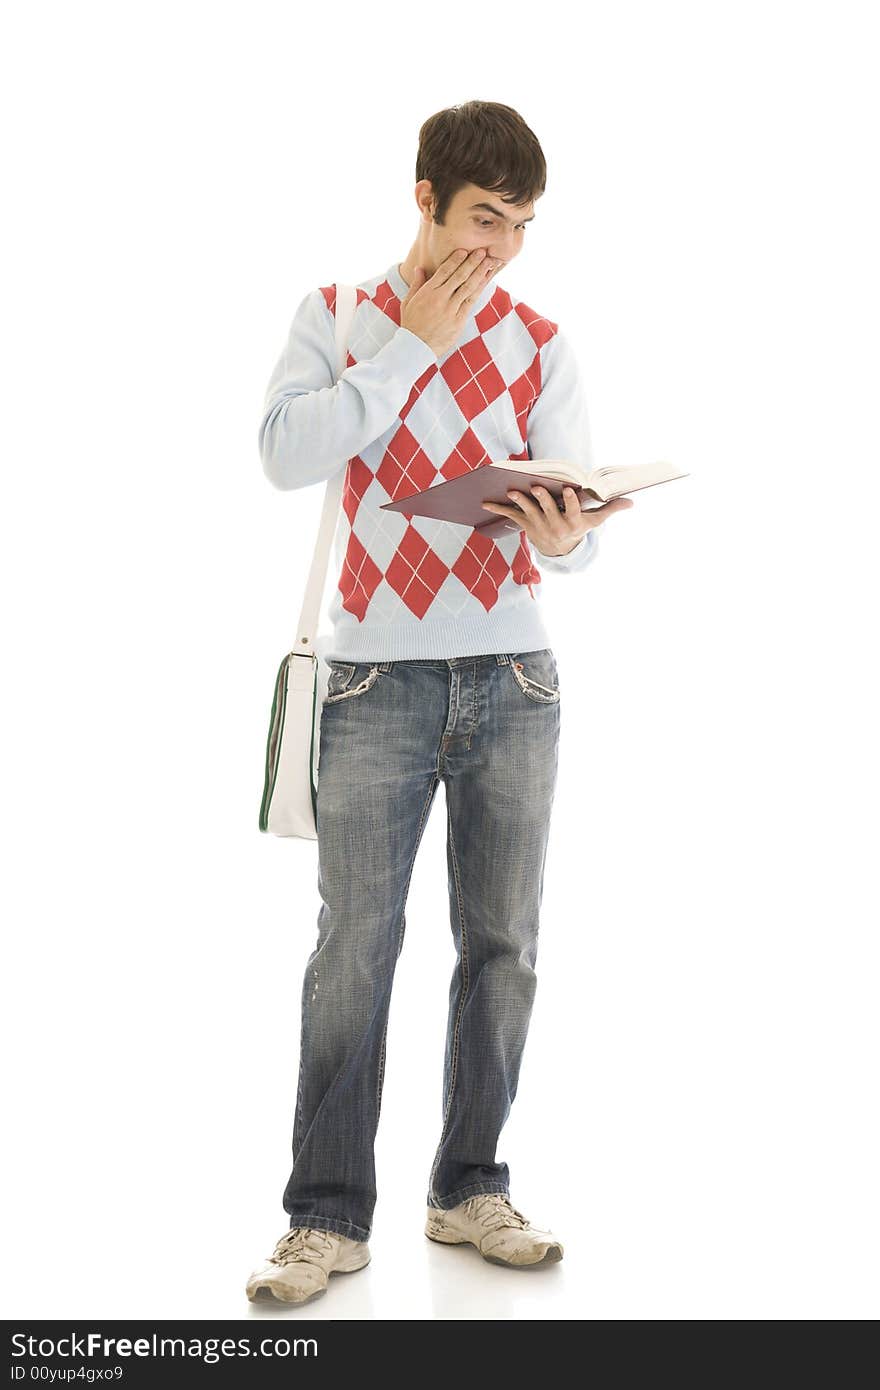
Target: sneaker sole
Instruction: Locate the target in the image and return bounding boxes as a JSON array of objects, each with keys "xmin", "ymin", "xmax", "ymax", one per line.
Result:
[
  {"xmin": 425, "ymin": 1223, "xmax": 563, "ymax": 1267},
  {"xmin": 483, "ymin": 1245, "xmax": 563, "ymax": 1267},
  {"xmin": 245, "ymin": 1250, "xmax": 371, "ymax": 1305}
]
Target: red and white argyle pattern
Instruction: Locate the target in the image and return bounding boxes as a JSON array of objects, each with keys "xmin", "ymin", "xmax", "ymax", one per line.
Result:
[{"xmin": 320, "ymin": 274, "xmax": 559, "ymax": 623}]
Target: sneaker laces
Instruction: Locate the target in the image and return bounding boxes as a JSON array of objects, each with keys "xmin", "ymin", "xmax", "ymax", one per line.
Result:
[
  {"xmin": 271, "ymin": 1227, "xmax": 335, "ymax": 1267},
  {"xmin": 462, "ymin": 1193, "xmax": 531, "ymax": 1232}
]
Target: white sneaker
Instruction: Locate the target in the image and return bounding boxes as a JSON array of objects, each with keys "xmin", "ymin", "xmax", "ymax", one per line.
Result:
[
  {"xmin": 246, "ymin": 1226, "xmax": 371, "ymax": 1305},
  {"xmin": 425, "ymin": 1192, "xmax": 564, "ymax": 1267}
]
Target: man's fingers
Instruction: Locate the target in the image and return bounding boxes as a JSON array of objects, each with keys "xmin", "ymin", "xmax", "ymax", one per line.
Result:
[
  {"xmin": 528, "ymin": 484, "xmax": 571, "ymax": 521},
  {"xmin": 431, "ymin": 248, "xmax": 483, "ymax": 291},
  {"xmin": 585, "ymin": 496, "xmax": 635, "ymax": 522},
  {"xmin": 448, "ymin": 249, "xmax": 490, "ymax": 300},
  {"xmin": 503, "ymin": 488, "xmax": 542, "ymax": 518},
  {"xmin": 429, "ymin": 249, "xmax": 468, "ymax": 284}
]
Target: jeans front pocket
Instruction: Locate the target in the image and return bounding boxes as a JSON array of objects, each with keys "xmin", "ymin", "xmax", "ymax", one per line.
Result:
[
  {"xmin": 323, "ymin": 662, "xmax": 383, "ymax": 705},
  {"xmin": 507, "ymin": 649, "xmax": 561, "ymax": 703}
]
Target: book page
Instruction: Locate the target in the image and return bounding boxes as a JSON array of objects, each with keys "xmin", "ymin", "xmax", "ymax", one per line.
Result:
[
  {"xmin": 501, "ymin": 458, "xmax": 592, "ymax": 486},
  {"xmin": 593, "ymin": 460, "xmax": 687, "ymax": 496}
]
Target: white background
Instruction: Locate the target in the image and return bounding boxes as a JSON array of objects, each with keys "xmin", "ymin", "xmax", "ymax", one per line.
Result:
[{"xmin": 3, "ymin": 0, "xmax": 878, "ymax": 1321}]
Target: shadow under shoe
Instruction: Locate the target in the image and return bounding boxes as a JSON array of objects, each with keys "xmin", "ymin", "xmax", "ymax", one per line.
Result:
[
  {"xmin": 425, "ymin": 1193, "xmax": 563, "ymax": 1267},
  {"xmin": 246, "ymin": 1226, "xmax": 371, "ymax": 1305}
]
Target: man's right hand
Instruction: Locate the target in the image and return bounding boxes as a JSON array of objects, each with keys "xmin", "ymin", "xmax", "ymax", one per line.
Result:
[{"xmin": 400, "ymin": 248, "xmax": 501, "ymax": 357}]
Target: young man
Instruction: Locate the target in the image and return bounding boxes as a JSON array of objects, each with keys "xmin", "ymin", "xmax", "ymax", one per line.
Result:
[{"xmin": 246, "ymin": 101, "xmax": 632, "ymax": 1306}]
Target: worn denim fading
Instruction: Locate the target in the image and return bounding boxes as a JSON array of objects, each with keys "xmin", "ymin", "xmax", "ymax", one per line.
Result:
[{"xmin": 282, "ymin": 649, "xmax": 561, "ymax": 1242}]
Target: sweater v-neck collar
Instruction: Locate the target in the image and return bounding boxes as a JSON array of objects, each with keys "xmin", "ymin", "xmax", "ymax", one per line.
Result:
[{"xmin": 385, "ymin": 261, "xmax": 495, "ymax": 315}]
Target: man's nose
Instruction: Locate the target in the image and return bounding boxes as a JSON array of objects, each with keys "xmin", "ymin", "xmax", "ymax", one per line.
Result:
[{"xmin": 486, "ymin": 229, "xmax": 518, "ymax": 260}]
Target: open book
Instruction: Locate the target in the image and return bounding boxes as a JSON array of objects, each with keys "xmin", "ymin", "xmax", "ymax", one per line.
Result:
[{"xmin": 380, "ymin": 458, "xmax": 689, "ymax": 539}]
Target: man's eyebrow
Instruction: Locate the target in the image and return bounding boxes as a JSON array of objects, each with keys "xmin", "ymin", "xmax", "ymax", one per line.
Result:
[{"xmin": 468, "ymin": 201, "xmax": 536, "ymax": 224}]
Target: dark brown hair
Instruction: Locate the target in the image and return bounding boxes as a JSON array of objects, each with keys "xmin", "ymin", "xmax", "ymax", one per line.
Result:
[{"xmin": 414, "ymin": 100, "xmax": 547, "ymax": 225}]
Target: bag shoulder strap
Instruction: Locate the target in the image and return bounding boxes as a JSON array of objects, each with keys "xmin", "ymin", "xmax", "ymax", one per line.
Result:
[{"xmin": 291, "ymin": 282, "xmax": 358, "ymax": 657}]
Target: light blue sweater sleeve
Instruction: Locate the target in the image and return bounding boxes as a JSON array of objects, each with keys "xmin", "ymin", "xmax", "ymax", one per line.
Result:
[
  {"xmin": 258, "ymin": 288, "xmax": 439, "ymax": 490},
  {"xmin": 525, "ymin": 328, "xmax": 600, "ymax": 575}
]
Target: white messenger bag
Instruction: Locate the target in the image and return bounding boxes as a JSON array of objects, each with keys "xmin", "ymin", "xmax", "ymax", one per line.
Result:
[{"xmin": 258, "ymin": 283, "xmax": 358, "ymax": 840}]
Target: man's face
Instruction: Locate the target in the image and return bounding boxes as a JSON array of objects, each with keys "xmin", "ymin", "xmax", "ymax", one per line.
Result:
[{"xmin": 424, "ymin": 181, "xmax": 536, "ymax": 278}]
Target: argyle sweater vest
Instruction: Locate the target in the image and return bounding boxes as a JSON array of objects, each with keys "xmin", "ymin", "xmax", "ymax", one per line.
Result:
[{"xmin": 259, "ymin": 260, "xmax": 600, "ymax": 661}]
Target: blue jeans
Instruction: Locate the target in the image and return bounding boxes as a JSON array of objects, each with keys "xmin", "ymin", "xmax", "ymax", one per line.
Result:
[{"xmin": 282, "ymin": 649, "xmax": 562, "ymax": 1242}]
